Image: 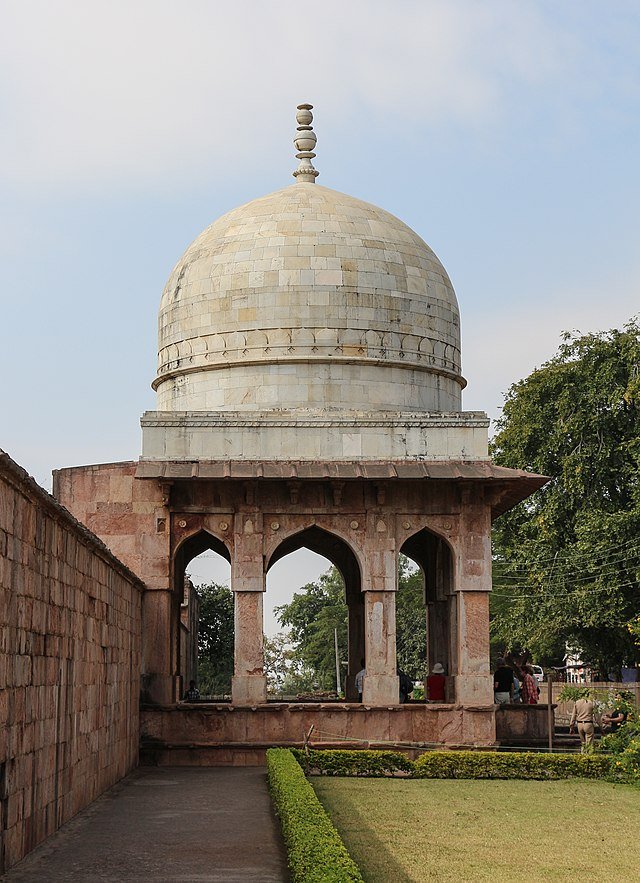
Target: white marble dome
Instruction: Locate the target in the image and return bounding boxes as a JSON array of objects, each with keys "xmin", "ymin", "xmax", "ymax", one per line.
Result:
[{"xmin": 154, "ymin": 182, "xmax": 465, "ymax": 414}]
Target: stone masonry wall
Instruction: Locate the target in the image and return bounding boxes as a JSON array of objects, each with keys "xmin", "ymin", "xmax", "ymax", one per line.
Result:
[{"xmin": 0, "ymin": 451, "xmax": 143, "ymax": 874}]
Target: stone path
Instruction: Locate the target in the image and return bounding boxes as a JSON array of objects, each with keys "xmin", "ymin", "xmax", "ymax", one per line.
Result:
[{"xmin": 6, "ymin": 767, "xmax": 288, "ymax": 882}]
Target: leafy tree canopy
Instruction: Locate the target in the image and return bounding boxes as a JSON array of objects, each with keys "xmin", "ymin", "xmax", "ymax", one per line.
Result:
[
  {"xmin": 275, "ymin": 558, "xmax": 427, "ymax": 686},
  {"xmin": 275, "ymin": 568, "xmax": 347, "ymax": 691},
  {"xmin": 490, "ymin": 321, "xmax": 640, "ymax": 675},
  {"xmin": 264, "ymin": 632, "xmax": 318, "ymax": 696},
  {"xmin": 195, "ymin": 581, "xmax": 234, "ymax": 695}
]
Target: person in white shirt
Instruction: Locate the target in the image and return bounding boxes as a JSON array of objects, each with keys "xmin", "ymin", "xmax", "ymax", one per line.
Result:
[{"xmin": 355, "ymin": 659, "xmax": 366, "ymax": 702}]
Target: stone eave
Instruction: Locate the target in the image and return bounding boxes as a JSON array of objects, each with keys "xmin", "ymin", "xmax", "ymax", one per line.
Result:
[{"xmin": 134, "ymin": 458, "xmax": 549, "ymax": 519}]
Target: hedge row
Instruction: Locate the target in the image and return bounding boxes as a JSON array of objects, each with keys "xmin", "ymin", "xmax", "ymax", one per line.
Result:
[
  {"xmin": 293, "ymin": 748, "xmax": 414, "ymax": 777},
  {"xmin": 292, "ymin": 748, "xmax": 613, "ymax": 780},
  {"xmin": 266, "ymin": 748, "xmax": 363, "ymax": 883},
  {"xmin": 413, "ymin": 750, "xmax": 612, "ymax": 780}
]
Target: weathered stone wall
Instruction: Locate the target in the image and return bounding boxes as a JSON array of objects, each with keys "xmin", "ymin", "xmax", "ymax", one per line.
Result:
[{"xmin": 0, "ymin": 451, "xmax": 143, "ymax": 874}]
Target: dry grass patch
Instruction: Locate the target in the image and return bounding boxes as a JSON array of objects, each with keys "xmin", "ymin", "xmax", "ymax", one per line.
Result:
[{"xmin": 313, "ymin": 777, "xmax": 640, "ymax": 882}]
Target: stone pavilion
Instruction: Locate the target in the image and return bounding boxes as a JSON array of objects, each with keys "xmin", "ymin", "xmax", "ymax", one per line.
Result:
[{"xmin": 54, "ymin": 104, "xmax": 546, "ymax": 754}]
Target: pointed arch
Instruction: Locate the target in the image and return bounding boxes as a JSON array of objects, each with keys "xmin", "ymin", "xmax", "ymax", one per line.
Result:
[
  {"xmin": 400, "ymin": 526, "xmax": 455, "ymax": 697},
  {"xmin": 267, "ymin": 525, "xmax": 364, "ymax": 700}
]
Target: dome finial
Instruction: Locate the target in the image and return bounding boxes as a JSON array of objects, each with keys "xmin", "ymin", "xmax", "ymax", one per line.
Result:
[{"xmin": 293, "ymin": 103, "xmax": 319, "ymax": 183}]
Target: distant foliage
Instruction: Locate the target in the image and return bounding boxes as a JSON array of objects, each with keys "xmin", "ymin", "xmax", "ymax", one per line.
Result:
[
  {"xmin": 395, "ymin": 559, "xmax": 427, "ymax": 680},
  {"xmin": 275, "ymin": 569, "xmax": 348, "ymax": 692},
  {"xmin": 490, "ymin": 321, "xmax": 640, "ymax": 674},
  {"xmin": 264, "ymin": 632, "xmax": 318, "ymax": 695},
  {"xmin": 196, "ymin": 582, "xmax": 234, "ymax": 695},
  {"xmin": 275, "ymin": 559, "xmax": 427, "ymax": 687}
]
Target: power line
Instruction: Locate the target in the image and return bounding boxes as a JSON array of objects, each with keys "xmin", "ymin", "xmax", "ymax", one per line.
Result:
[
  {"xmin": 493, "ymin": 577, "xmax": 640, "ymax": 599},
  {"xmin": 492, "ymin": 535, "xmax": 640, "ymax": 568},
  {"xmin": 493, "ymin": 557, "xmax": 640, "ymax": 590}
]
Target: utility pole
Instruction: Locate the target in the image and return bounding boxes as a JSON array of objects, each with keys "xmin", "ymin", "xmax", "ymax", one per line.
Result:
[{"xmin": 334, "ymin": 628, "xmax": 341, "ymax": 696}]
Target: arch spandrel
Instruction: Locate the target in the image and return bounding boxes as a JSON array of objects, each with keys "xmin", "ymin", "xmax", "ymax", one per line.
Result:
[
  {"xmin": 263, "ymin": 519, "xmax": 366, "ymax": 582},
  {"xmin": 172, "ymin": 527, "xmax": 232, "ymax": 568}
]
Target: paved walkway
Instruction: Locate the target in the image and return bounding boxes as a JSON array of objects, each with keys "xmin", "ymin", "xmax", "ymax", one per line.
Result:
[{"xmin": 6, "ymin": 767, "xmax": 288, "ymax": 882}]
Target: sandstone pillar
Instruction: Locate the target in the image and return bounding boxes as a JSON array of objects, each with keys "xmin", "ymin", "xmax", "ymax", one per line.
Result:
[
  {"xmin": 452, "ymin": 494, "xmax": 493, "ymax": 705},
  {"xmin": 345, "ymin": 597, "xmax": 365, "ymax": 701},
  {"xmin": 362, "ymin": 591, "xmax": 398, "ymax": 704},
  {"xmin": 141, "ymin": 589, "xmax": 177, "ymax": 705},
  {"xmin": 453, "ymin": 590, "xmax": 492, "ymax": 704},
  {"xmin": 232, "ymin": 590, "xmax": 267, "ymax": 704},
  {"xmin": 362, "ymin": 535, "xmax": 398, "ymax": 705},
  {"xmin": 231, "ymin": 515, "xmax": 267, "ymax": 705}
]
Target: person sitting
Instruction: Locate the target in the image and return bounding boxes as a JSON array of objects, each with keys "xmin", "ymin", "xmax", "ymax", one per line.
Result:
[
  {"xmin": 601, "ymin": 694, "xmax": 628, "ymax": 733},
  {"xmin": 183, "ymin": 679, "xmax": 200, "ymax": 701},
  {"xmin": 426, "ymin": 663, "xmax": 446, "ymax": 702},
  {"xmin": 398, "ymin": 667, "xmax": 414, "ymax": 703}
]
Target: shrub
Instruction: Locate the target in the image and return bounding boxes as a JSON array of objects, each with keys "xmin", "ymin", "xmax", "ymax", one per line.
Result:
[
  {"xmin": 599, "ymin": 720, "xmax": 640, "ymax": 783},
  {"xmin": 599, "ymin": 719, "xmax": 640, "ymax": 755},
  {"xmin": 558, "ymin": 685, "xmax": 593, "ymax": 703},
  {"xmin": 412, "ymin": 750, "xmax": 612, "ymax": 780},
  {"xmin": 266, "ymin": 748, "xmax": 363, "ymax": 883},
  {"xmin": 613, "ymin": 736, "xmax": 640, "ymax": 782},
  {"xmin": 293, "ymin": 749, "xmax": 414, "ymax": 777}
]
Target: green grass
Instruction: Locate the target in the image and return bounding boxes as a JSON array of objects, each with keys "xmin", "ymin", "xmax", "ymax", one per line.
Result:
[{"xmin": 312, "ymin": 777, "xmax": 640, "ymax": 882}]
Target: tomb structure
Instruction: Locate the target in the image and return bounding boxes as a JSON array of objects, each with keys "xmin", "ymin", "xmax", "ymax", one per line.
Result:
[{"xmin": 54, "ymin": 105, "xmax": 546, "ymax": 752}]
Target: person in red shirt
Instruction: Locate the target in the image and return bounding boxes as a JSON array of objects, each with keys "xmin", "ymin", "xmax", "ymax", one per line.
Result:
[
  {"xmin": 520, "ymin": 665, "xmax": 539, "ymax": 704},
  {"xmin": 426, "ymin": 663, "xmax": 446, "ymax": 702}
]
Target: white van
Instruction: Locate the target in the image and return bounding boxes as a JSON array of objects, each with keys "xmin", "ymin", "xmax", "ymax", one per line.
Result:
[{"xmin": 531, "ymin": 664, "xmax": 544, "ymax": 683}]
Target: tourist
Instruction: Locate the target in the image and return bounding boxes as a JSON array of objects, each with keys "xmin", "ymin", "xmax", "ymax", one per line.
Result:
[
  {"xmin": 493, "ymin": 658, "xmax": 514, "ymax": 704},
  {"xmin": 355, "ymin": 659, "xmax": 366, "ymax": 702},
  {"xmin": 601, "ymin": 693, "xmax": 629, "ymax": 733},
  {"xmin": 512, "ymin": 672, "xmax": 522, "ymax": 703},
  {"xmin": 183, "ymin": 679, "xmax": 200, "ymax": 701},
  {"xmin": 426, "ymin": 663, "xmax": 446, "ymax": 702},
  {"xmin": 520, "ymin": 665, "xmax": 539, "ymax": 704},
  {"xmin": 569, "ymin": 692, "xmax": 595, "ymax": 752},
  {"xmin": 398, "ymin": 667, "xmax": 414, "ymax": 703}
]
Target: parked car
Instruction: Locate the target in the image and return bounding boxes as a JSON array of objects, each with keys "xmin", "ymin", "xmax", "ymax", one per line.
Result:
[{"xmin": 531, "ymin": 664, "xmax": 544, "ymax": 683}]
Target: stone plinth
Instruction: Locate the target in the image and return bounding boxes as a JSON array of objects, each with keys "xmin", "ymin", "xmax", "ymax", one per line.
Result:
[
  {"xmin": 141, "ymin": 703, "xmax": 498, "ymax": 762},
  {"xmin": 496, "ymin": 704, "xmax": 556, "ymax": 745}
]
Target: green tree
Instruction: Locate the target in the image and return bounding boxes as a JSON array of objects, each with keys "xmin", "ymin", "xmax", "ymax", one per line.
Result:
[
  {"xmin": 490, "ymin": 321, "xmax": 640, "ymax": 676},
  {"xmin": 195, "ymin": 581, "xmax": 234, "ymax": 695},
  {"xmin": 264, "ymin": 632, "xmax": 318, "ymax": 696},
  {"xmin": 275, "ymin": 568, "xmax": 347, "ymax": 691},
  {"xmin": 275, "ymin": 559, "xmax": 427, "ymax": 685},
  {"xmin": 396, "ymin": 560, "xmax": 427, "ymax": 680}
]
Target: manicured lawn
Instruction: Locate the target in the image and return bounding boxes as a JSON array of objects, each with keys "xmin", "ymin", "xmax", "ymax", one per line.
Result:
[{"xmin": 312, "ymin": 777, "xmax": 640, "ymax": 882}]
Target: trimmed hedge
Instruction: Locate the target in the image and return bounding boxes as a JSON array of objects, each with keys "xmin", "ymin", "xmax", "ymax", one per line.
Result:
[
  {"xmin": 293, "ymin": 748, "xmax": 414, "ymax": 777},
  {"xmin": 266, "ymin": 748, "xmax": 363, "ymax": 883},
  {"xmin": 288, "ymin": 748, "xmax": 613, "ymax": 781},
  {"xmin": 413, "ymin": 750, "xmax": 612, "ymax": 780}
]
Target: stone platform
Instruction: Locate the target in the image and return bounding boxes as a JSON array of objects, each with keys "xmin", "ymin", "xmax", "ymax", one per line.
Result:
[{"xmin": 141, "ymin": 702, "xmax": 497, "ymax": 765}]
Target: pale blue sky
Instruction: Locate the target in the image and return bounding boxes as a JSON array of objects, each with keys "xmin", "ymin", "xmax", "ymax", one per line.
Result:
[{"xmin": 1, "ymin": 1, "xmax": 638, "ymax": 629}]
